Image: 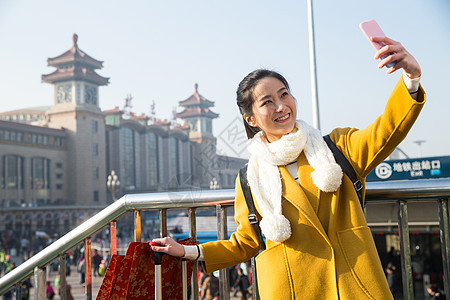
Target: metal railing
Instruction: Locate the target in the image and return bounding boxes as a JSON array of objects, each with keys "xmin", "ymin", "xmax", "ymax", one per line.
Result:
[{"xmin": 0, "ymin": 178, "xmax": 449, "ymax": 300}]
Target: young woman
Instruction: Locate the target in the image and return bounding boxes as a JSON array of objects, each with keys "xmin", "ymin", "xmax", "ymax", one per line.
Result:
[{"xmin": 152, "ymin": 36, "xmax": 425, "ymax": 299}]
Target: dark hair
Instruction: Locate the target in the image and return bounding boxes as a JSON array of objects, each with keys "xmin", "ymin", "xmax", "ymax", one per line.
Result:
[{"xmin": 236, "ymin": 69, "xmax": 291, "ymax": 139}]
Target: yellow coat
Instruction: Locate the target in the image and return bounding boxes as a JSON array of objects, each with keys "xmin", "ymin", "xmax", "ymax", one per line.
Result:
[{"xmin": 202, "ymin": 77, "xmax": 425, "ymax": 299}]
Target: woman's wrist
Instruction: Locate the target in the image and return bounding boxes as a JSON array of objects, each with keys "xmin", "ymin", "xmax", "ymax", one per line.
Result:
[
  {"xmin": 182, "ymin": 245, "xmax": 204, "ymax": 261},
  {"xmin": 402, "ymin": 71, "xmax": 420, "ymax": 93}
]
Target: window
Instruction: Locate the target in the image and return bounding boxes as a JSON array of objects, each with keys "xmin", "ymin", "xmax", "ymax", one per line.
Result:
[
  {"xmin": 148, "ymin": 133, "xmax": 158, "ymax": 187},
  {"xmin": 168, "ymin": 137, "xmax": 179, "ymax": 188},
  {"xmin": 54, "ymin": 137, "xmax": 62, "ymax": 147},
  {"xmin": 92, "ymin": 120, "xmax": 98, "ymax": 133},
  {"xmin": 31, "ymin": 157, "xmax": 50, "ymax": 189},
  {"xmin": 56, "ymin": 184, "xmax": 63, "ymax": 190},
  {"xmin": 56, "ymin": 162, "xmax": 63, "ymax": 169},
  {"xmin": 121, "ymin": 128, "xmax": 135, "ymax": 188},
  {"xmin": 3, "ymin": 155, "xmax": 25, "ymax": 189},
  {"xmin": 93, "ymin": 143, "xmax": 99, "ymax": 156},
  {"xmin": 56, "ymin": 173, "xmax": 63, "ymax": 179},
  {"xmin": 203, "ymin": 119, "xmax": 212, "ymax": 133},
  {"xmin": 93, "ymin": 167, "xmax": 99, "ymax": 180},
  {"xmin": 93, "ymin": 191, "xmax": 99, "ymax": 202}
]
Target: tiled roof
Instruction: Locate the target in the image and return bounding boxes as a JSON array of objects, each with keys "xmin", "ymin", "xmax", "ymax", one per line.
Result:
[
  {"xmin": 0, "ymin": 106, "xmax": 50, "ymax": 115},
  {"xmin": 0, "ymin": 120, "xmax": 67, "ymax": 136},
  {"xmin": 131, "ymin": 113, "xmax": 149, "ymax": 120},
  {"xmin": 179, "ymin": 83, "xmax": 214, "ymax": 107},
  {"xmin": 47, "ymin": 34, "xmax": 104, "ymax": 69},
  {"xmin": 42, "ymin": 66, "xmax": 109, "ymax": 85},
  {"xmin": 104, "ymin": 107, "xmax": 123, "ymax": 114},
  {"xmin": 176, "ymin": 107, "xmax": 219, "ymax": 119}
]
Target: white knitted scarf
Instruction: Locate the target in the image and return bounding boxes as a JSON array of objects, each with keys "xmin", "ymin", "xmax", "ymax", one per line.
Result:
[{"xmin": 246, "ymin": 120, "xmax": 343, "ymax": 243}]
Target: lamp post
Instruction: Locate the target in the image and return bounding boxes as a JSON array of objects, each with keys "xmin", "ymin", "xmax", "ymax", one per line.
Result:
[
  {"xmin": 413, "ymin": 140, "xmax": 426, "ymax": 158},
  {"xmin": 210, "ymin": 177, "xmax": 219, "ymax": 190},
  {"xmin": 106, "ymin": 170, "xmax": 120, "ymax": 256},
  {"xmin": 107, "ymin": 170, "xmax": 120, "ymax": 201},
  {"xmin": 307, "ymin": 0, "xmax": 320, "ymax": 130}
]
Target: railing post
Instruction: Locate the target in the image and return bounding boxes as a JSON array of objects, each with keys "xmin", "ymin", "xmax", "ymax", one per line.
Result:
[
  {"xmin": 398, "ymin": 200, "xmax": 414, "ymax": 300},
  {"xmin": 134, "ymin": 210, "xmax": 142, "ymax": 242},
  {"xmin": 189, "ymin": 208, "xmax": 199, "ymax": 300},
  {"xmin": 59, "ymin": 254, "xmax": 67, "ymax": 300},
  {"xmin": 15, "ymin": 283, "xmax": 21, "ymax": 300},
  {"xmin": 85, "ymin": 238, "xmax": 92, "ymax": 300},
  {"xmin": 34, "ymin": 267, "xmax": 46, "ymax": 300},
  {"xmin": 216, "ymin": 205, "xmax": 230, "ymax": 300},
  {"xmin": 160, "ymin": 209, "xmax": 167, "ymax": 238},
  {"xmin": 182, "ymin": 259, "xmax": 188, "ymax": 300},
  {"xmin": 110, "ymin": 221, "xmax": 117, "ymax": 255},
  {"xmin": 154, "ymin": 252, "xmax": 163, "ymax": 300},
  {"xmin": 438, "ymin": 198, "xmax": 450, "ymax": 297}
]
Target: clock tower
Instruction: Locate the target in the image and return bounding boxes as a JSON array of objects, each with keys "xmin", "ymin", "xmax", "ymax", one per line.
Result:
[
  {"xmin": 42, "ymin": 34, "xmax": 109, "ymax": 205},
  {"xmin": 42, "ymin": 34, "xmax": 108, "ymax": 110},
  {"xmin": 176, "ymin": 84, "xmax": 219, "ymax": 188}
]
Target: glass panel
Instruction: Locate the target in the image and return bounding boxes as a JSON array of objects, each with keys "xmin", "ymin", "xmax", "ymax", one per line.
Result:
[
  {"xmin": 92, "ymin": 120, "xmax": 98, "ymax": 133},
  {"xmin": 148, "ymin": 133, "xmax": 158, "ymax": 187},
  {"xmin": 93, "ymin": 143, "xmax": 99, "ymax": 156},
  {"xmin": 6, "ymin": 155, "xmax": 17, "ymax": 188},
  {"xmin": 122, "ymin": 128, "xmax": 135, "ymax": 188},
  {"xmin": 33, "ymin": 158, "xmax": 50, "ymax": 189},
  {"xmin": 169, "ymin": 137, "xmax": 178, "ymax": 188}
]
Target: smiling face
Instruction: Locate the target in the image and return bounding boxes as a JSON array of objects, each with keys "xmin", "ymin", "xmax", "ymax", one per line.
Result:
[{"xmin": 245, "ymin": 76, "xmax": 297, "ymax": 142}]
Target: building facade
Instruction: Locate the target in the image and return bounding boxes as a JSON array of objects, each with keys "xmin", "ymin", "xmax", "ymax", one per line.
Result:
[{"xmin": 0, "ymin": 35, "xmax": 247, "ymax": 237}]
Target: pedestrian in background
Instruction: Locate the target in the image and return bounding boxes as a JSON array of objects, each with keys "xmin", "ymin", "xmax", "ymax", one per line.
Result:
[
  {"xmin": 232, "ymin": 268, "xmax": 250, "ymax": 300},
  {"xmin": 45, "ymin": 280, "xmax": 55, "ymax": 300},
  {"xmin": 200, "ymin": 272, "xmax": 219, "ymax": 300}
]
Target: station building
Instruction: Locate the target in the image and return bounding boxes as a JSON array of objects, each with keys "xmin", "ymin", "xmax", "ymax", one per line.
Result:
[{"xmin": 0, "ymin": 34, "xmax": 246, "ymax": 237}]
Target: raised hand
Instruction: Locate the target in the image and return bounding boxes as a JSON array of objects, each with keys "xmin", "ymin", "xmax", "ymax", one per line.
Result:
[{"xmin": 371, "ymin": 36, "xmax": 421, "ymax": 79}]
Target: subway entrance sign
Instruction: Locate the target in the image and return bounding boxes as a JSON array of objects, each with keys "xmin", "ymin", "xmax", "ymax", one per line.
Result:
[{"xmin": 366, "ymin": 156, "xmax": 450, "ymax": 182}]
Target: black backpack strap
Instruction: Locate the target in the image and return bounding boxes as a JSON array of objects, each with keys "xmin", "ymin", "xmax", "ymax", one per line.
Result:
[
  {"xmin": 323, "ymin": 135, "xmax": 364, "ymax": 208},
  {"xmin": 239, "ymin": 166, "xmax": 265, "ymax": 300},
  {"xmin": 239, "ymin": 166, "xmax": 266, "ymax": 252}
]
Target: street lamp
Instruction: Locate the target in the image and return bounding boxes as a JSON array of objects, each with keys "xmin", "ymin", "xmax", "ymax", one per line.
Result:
[
  {"xmin": 413, "ymin": 140, "xmax": 426, "ymax": 158},
  {"xmin": 107, "ymin": 170, "xmax": 120, "ymax": 201},
  {"xmin": 210, "ymin": 177, "xmax": 219, "ymax": 190}
]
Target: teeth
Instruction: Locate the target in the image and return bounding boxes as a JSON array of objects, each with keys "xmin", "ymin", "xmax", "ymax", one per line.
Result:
[{"xmin": 277, "ymin": 114, "xmax": 289, "ymax": 121}]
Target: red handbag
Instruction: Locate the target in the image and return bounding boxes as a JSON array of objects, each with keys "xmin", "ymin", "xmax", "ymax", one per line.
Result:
[{"xmin": 97, "ymin": 238, "xmax": 198, "ymax": 300}]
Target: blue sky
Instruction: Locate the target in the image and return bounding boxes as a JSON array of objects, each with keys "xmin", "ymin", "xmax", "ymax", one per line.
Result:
[{"xmin": 1, "ymin": 0, "xmax": 449, "ymax": 159}]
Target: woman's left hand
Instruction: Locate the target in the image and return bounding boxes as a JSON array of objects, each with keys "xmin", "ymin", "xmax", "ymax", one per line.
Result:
[
  {"xmin": 372, "ymin": 36, "xmax": 421, "ymax": 79},
  {"xmin": 151, "ymin": 237, "xmax": 185, "ymax": 257}
]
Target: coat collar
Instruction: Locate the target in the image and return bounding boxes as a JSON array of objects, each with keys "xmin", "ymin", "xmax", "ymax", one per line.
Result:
[{"xmin": 278, "ymin": 155, "xmax": 329, "ymax": 242}]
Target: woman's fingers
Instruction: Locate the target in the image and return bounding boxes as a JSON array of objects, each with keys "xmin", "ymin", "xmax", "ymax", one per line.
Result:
[
  {"xmin": 151, "ymin": 244, "xmax": 168, "ymax": 253},
  {"xmin": 378, "ymin": 51, "xmax": 402, "ymax": 70},
  {"xmin": 152, "ymin": 237, "xmax": 169, "ymax": 245},
  {"xmin": 371, "ymin": 36, "xmax": 421, "ymax": 78},
  {"xmin": 151, "ymin": 237, "xmax": 185, "ymax": 257}
]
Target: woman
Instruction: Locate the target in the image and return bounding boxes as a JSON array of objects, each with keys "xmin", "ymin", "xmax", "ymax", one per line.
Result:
[{"xmin": 152, "ymin": 35, "xmax": 425, "ymax": 299}]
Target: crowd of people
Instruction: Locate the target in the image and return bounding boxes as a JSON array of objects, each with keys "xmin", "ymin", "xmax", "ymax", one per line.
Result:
[
  {"xmin": 0, "ymin": 233, "xmax": 112, "ymax": 299},
  {"xmin": 198, "ymin": 261, "xmax": 253, "ymax": 300}
]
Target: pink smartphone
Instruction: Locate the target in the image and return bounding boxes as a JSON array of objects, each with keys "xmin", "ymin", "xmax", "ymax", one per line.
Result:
[{"xmin": 359, "ymin": 19, "xmax": 395, "ymax": 67}]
